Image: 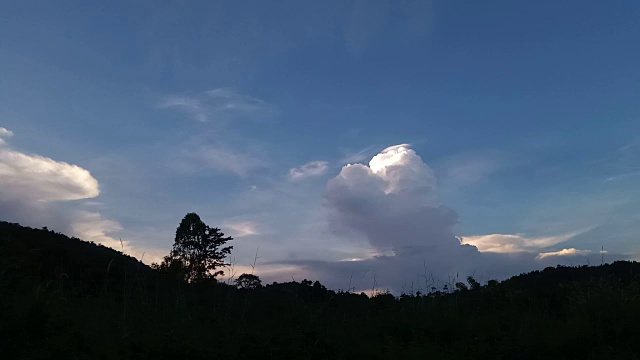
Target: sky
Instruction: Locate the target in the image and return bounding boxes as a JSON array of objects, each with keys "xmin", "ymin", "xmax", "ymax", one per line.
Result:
[{"xmin": 1, "ymin": 0, "xmax": 639, "ymax": 293}]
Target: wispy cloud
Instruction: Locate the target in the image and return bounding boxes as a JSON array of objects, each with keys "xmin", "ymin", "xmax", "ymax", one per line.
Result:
[
  {"xmin": 439, "ymin": 152, "xmax": 504, "ymax": 187},
  {"xmin": 223, "ymin": 220, "xmax": 260, "ymax": 238},
  {"xmin": 72, "ymin": 211, "xmax": 167, "ymax": 264},
  {"xmin": 288, "ymin": 161, "xmax": 329, "ymax": 181},
  {"xmin": 194, "ymin": 145, "xmax": 267, "ymax": 178},
  {"xmin": 605, "ymin": 171, "xmax": 640, "ymax": 183},
  {"xmin": 536, "ymin": 248, "xmax": 595, "ymax": 259},
  {"xmin": 593, "ymin": 140, "xmax": 640, "ymax": 182},
  {"xmin": 71, "ymin": 211, "xmax": 124, "ymax": 250},
  {"xmin": 343, "ymin": 0, "xmax": 433, "ymax": 54},
  {"xmin": 160, "ymin": 90, "xmax": 276, "ymax": 178},
  {"xmin": 339, "ymin": 145, "xmax": 377, "ymax": 165},
  {"xmin": 159, "ymin": 96, "xmax": 205, "ymax": 121},
  {"xmin": 459, "ymin": 232, "xmax": 581, "ymax": 254},
  {"xmin": 159, "ymin": 88, "xmax": 278, "ymax": 123}
]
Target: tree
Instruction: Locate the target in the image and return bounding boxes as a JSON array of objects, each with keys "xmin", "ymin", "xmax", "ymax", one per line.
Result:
[
  {"xmin": 455, "ymin": 282, "xmax": 468, "ymax": 292},
  {"xmin": 235, "ymin": 273, "xmax": 262, "ymax": 290},
  {"xmin": 159, "ymin": 213, "xmax": 233, "ymax": 282},
  {"xmin": 467, "ymin": 276, "xmax": 481, "ymax": 290}
]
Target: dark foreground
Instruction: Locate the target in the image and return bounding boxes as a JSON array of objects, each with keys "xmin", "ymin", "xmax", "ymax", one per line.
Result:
[{"xmin": 2, "ymin": 221, "xmax": 640, "ymax": 359}]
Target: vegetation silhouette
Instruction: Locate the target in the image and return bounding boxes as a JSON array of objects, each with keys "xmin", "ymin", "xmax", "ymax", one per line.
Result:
[
  {"xmin": 235, "ymin": 273, "xmax": 262, "ymax": 290},
  {"xmin": 153, "ymin": 213, "xmax": 232, "ymax": 282},
  {"xmin": 2, "ymin": 218, "xmax": 640, "ymax": 359}
]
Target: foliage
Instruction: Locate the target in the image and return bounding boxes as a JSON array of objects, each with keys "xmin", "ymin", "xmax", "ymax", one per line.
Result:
[
  {"xmin": 3, "ymin": 220, "xmax": 640, "ymax": 359},
  {"xmin": 155, "ymin": 213, "xmax": 232, "ymax": 282},
  {"xmin": 235, "ymin": 273, "xmax": 262, "ymax": 289}
]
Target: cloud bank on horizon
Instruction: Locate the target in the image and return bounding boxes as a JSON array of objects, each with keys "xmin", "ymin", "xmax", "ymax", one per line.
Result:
[{"xmin": 277, "ymin": 144, "xmax": 623, "ymax": 292}]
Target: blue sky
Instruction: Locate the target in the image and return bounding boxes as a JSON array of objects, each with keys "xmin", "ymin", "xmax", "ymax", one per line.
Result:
[{"xmin": 1, "ymin": 1, "xmax": 639, "ymax": 290}]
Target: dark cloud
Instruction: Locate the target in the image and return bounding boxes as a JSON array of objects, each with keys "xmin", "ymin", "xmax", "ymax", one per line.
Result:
[{"xmin": 0, "ymin": 196, "xmax": 73, "ymax": 234}]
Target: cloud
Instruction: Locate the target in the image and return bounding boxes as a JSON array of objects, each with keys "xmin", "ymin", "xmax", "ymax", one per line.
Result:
[
  {"xmin": 0, "ymin": 129, "xmax": 99, "ymax": 227},
  {"xmin": 223, "ymin": 220, "xmax": 260, "ymax": 238},
  {"xmin": 0, "ymin": 197, "xmax": 73, "ymax": 235},
  {"xmin": 536, "ymin": 248, "xmax": 593, "ymax": 260},
  {"xmin": 339, "ymin": 145, "xmax": 377, "ymax": 165},
  {"xmin": 324, "ymin": 143, "xmax": 461, "ymax": 259},
  {"xmin": 605, "ymin": 171, "xmax": 640, "ymax": 183},
  {"xmin": 0, "ymin": 131, "xmax": 99, "ymax": 202},
  {"xmin": 159, "ymin": 88, "xmax": 278, "ymax": 123},
  {"xmin": 72, "ymin": 211, "xmax": 124, "ymax": 250},
  {"xmin": 159, "ymin": 90, "xmax": 275, "ymax": 178},
  {"xmin": 460, "ymin": 232, "xmax": 580, "ymax": 253},
  {"xmin": 288, "ymin": 161, "xmax": 329, "ymax": 181},
  {"xmin": 195, "ymin": 145, "xmax": 267, "ymax": 177},
  {"xmin": 593, "ymin": 140, "xmax": 640, "ymax": 183},
  {"xmin": 0, "ymin": 127, "xmax": 13, "ymax": 145},
  {"xmin": 71, "ymin": 211, "xmax": 167, "ymax": 264},
  {"xmin": 440, "ymin": 153, "xmax": 502, "ymax": 187},
  {"xmin": 272, "ymin": 144, "xmax": 618, "ymax": 293},
  {"xmin": 0, "ymin": 129, "xmax": 165, "ymax": 263}
]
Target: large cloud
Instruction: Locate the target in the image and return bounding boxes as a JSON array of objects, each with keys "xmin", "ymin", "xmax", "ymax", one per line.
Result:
[
  {"xmin": 0, "ymin": 149, "xmax": 99, "ymax": 202},
  {"xmin": 316, "ymin": 144, "xmax": 483, "ymax": 289},
  {"xmin": 0, "ymin": 128, "xmax": 100, "ymax": 229},
  {"xmin": 325, "ymin": 144, "xmax": 454, "ymax": 255}
]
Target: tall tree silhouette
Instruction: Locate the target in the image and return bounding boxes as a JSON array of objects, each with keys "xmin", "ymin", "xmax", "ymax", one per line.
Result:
[{"xmin": 160, "ymin": 213, "xmax": 233, "ymax": 282}]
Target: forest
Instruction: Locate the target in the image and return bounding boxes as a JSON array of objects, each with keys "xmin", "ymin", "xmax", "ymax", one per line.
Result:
[{"xmin": 2, "ymin": 216, "xmax": 640, "ymax": 359}]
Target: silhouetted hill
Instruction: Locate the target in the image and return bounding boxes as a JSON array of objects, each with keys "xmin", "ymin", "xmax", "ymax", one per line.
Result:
[
  {"xmin": 0, "ymin": 221, "xmax": 152, "ymax": 295},
  {"xmin": 2, "ymin": 220, "xmax": 640, "ymax": 359}
]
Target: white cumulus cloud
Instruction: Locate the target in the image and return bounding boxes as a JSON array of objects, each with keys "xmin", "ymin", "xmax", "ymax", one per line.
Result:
[
  {"xmin": 0, "ymin": 130, "xmax": 99, "ymax": 228},
  {"xmin": 0, "ymin": 134, "xmax": 99, "ymax": 202},
  {"xmin": 0, "ymin": 129, "xmax": 147, "ymax": 259},
  {"xmin": 324, "ymin": 144, "xmax": 465, "ymax": 261}
]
